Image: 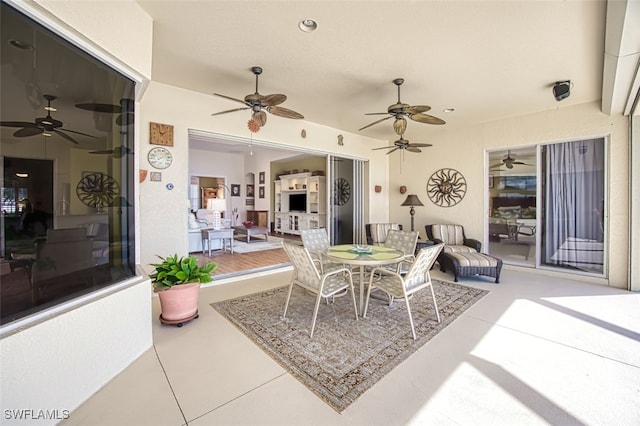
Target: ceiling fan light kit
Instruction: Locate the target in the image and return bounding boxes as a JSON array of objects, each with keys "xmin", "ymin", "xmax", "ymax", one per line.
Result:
[
  {"xmin": 359, "ymin": 77, "xmax": 446, "ymax": 135},
  {"xmin": 212, "ymin": 66, "xmax": 304, "ymax": 129}
]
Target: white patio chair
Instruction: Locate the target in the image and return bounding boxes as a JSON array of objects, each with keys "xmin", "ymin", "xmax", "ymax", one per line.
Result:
[
  {"xmin": 363, "ymin": 243, "xmax": 444, "ymax": 340},
  {"xmin": 282, "ymin": 242, "xmax": 358, "ymax": 337}
]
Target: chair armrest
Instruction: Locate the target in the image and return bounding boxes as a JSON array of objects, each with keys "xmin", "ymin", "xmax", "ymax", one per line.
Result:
[
  {"xmin": 464, "ymin": 238, "xmax": 482, "ymax": 252},
  {"xmin": 366, "ymin": 237, "xmax": 374, "ymax": 245},
  {"xmin": 431, "ymin": 238, "xmax": 444, "ymax": 245}
]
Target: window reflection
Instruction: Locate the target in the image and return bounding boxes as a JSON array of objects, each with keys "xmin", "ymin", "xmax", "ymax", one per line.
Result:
[{"xmin": 1, "ymin": 3, "xmax": 136, "ymax": 325}]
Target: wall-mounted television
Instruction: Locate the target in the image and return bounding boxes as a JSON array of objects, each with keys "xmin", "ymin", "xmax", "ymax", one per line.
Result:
[{"xmin": 289, "ymin": 193, "xmax": 307, "ymax": 212}]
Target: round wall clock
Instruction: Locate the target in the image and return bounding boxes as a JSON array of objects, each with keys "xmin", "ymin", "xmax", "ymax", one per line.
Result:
[
  {"xmin": 148, "ymin": 146, "xmax": 173, "ymax": 169},
  {"xmin": 333, "ymin": 177, "xmax": 351, "ymax": 206},
  {"xmin": 76, "ymin": 172, "xmax": 120, "ymax": 208},
  {"xmin": 426, "ymin": 168, "xmax": 467, "ymax": 207}
]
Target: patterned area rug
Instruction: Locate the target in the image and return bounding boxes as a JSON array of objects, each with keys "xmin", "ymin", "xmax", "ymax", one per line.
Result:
[{"xmin": 211, "ymin": 280, "xmax": 488, "ymax": 412}]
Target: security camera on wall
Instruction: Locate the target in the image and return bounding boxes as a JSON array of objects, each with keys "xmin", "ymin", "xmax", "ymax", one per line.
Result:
[{"xmin": 553, "ymin": 81, "xmax": 571, "ymax": 101}]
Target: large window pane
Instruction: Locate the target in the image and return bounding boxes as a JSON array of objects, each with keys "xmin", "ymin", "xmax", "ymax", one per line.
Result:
[{"xmin": 1, "ymin": 4, "xmax": 136, "ymax": 325}]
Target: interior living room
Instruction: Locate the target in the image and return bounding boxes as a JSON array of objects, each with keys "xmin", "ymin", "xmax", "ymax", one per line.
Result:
[{"xmin": 1, "ymin": 1, "xmax": 639, "ymax": 425}]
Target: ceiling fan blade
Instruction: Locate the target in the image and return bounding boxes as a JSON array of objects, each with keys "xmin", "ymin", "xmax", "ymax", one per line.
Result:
[
  {"xmin": 372, "ymin": 145, "xmax": 396, "ymax": 151},
  {"xmin": 75, "ymin": 103, "xmax": 122, "ymax": 114},
  {"xmin": 116, "ymin": 113, "xmax": 134, "ymax": 126},
  {"xmin": 490, "ymin": 163, "xmax": 504, "ymax": 169},
  {"xmin": 408, "ymin": 143, "xmax": 433, "ymax": 148},
  {"xmin": 53, "ymin": 129, "xmax": 79, "ymax": 144},
  {"xmin": 1, "ymin": 121, "xmax": 37, "ymax": 128},
  {"xmin": 405, "ymin": 105, "xmax": 431, "ymax": 114},
  {"xmin": 364, "ymin": 112, "xmax": 390, "ymax": 116},
  {"xmin": 14, "ymin": 127, "xmax": 43, "ymax": 137},
  {"xmin": 211, "ymin": 107, "xmax": 250, "ymax": 116},
  {"xmin": 261, "ymin": 94, "xmax": 286, "ymax": 106},
  {"xmin": 410, "ymin": 113, "xmax": 446, "ymax": 125},
  {"xmin": 406, "ymin": 147, "xmax": 422, "ymax": 153},
  {"xmin": 213, "ymin": 93, "xmax": 248, "ymax": 105},
  {"xmin": 386, "ymin": 147, "xmax": 400, "ymax": 155},
  {"xmin": 59, "ymin": 127, "xmax": 98, "ymax": 138},
  {"xmin": 267, "ymin": 106, "xmax": 304, "ymax": 119},
  {"xmin": 89, "ymin": 150, "xmax": 114, "ymax": 154},
  {"xmin": 358, "ymin": 115, "xmax": 393, "ymax": 131}
]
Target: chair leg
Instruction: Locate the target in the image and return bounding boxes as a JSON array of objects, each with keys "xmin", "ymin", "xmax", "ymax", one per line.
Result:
[
  {"xmin": 283, "ymin": 281, "xmax": 295, "ymax": 318},
  {"xmin": 363, "ymin": 282, "xmax": 374, "ymax": 318},
  {"xmin": 348, "ymin": 276, "xmax": 358, "ymax": 320},
  {"xmin": 404, "ymin": 295, "xmax": 417, "ymax": 340},
  {"xmin": 309, "ymin": 292, "xmax": 323, "ymax": 338},
  {"xmin": 429, "ymin": 283, "xmax": 441, "ymax": 323}
]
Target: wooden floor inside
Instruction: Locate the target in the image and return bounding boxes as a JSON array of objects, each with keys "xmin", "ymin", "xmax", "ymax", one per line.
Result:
[{"xmin": 191, "ymin": 232, "xmax": 299, "ymax": 278}]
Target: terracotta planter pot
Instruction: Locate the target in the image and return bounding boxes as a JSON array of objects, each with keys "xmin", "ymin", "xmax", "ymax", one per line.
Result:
[{"xmin": 157, "ymin": 282, "xmax": 200, "ymax": 322}]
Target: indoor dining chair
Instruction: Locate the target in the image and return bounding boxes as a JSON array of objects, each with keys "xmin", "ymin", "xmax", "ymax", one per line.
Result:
[
  {"xmin": 363, "ymin": 243, "xmax": 444, "ymax": 340},
  {"xmin": 282, "ymin": 242, "xmax": 358, "ymax": 338}
]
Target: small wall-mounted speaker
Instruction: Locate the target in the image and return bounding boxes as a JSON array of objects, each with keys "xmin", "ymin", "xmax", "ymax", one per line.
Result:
[{"xmin": 553, "ymin": 81, "xmax": 571, "ymax": 101}]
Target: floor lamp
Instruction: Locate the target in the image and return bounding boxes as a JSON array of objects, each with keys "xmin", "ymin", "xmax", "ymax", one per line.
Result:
[{"xmin": 401, "ymin": 194, "xmax": 424, "ymax": 232}]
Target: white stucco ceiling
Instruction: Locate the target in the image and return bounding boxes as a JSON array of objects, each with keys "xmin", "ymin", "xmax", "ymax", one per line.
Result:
[{"xmin": 137, "ymin": 0, "xmax": 630, "ymax": 144}]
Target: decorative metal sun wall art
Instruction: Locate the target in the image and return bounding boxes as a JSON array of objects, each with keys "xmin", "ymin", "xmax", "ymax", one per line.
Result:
[
  {"xmin": 76, "ymin": 172, "xmax": 120, "ymax": 209},
  {"xmin": 426, "ymin": 168, "xmax": 467, "ymax": 207}
]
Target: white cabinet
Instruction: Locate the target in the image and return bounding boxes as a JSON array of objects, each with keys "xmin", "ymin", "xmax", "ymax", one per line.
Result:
[{"xmin": 274, "ymin": 173, "xmax": 326, "ymax": 235}]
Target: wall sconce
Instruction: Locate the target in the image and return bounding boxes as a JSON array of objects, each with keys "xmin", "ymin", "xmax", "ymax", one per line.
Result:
[
  {"xmin": 399, "ymin": 185, "xmax": 407, "ymax": 194},
  {"xmin": 400, "ymin": 194, "xmax": 424, "ymax": 232}
]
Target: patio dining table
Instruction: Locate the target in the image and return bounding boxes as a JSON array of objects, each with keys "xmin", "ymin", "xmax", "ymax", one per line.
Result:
[{"xmin": 323, "ymin": 244, "xmax": 405, "ymax": 315}]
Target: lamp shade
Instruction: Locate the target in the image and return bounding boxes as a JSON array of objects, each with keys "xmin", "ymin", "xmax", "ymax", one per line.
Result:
[
  {"xmin": 206, "ymin": 198, "xmax": 226, "ymax": 212},
  {"xmin": 401, "ymin": 194, "xmax": 424, "ymax": 207}
]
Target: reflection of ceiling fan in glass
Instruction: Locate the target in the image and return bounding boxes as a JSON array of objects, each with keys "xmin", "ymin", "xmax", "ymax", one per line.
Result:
[
  {"xmin": 491, "ymin": 150, "xmax": 534, "ymax": 169},
  {"xmin": 0, "ymin": 94, "xmax": 97, "ymax": 144},
  {"xmin": 359, "ymin": 78, "xmax": 445, "ymax": 135},
  {"xmin": 75, "ymin": 98, "xmax": 134, "ymax": 126},
  {"xmin": 211, "ymin": 66, "xmax": 304, "ymax": 131}
]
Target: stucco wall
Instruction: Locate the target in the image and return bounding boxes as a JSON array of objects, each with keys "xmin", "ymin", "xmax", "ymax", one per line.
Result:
[{"xmin": 139, "ymin": 81, "xmax": 390, "ymax": 270}]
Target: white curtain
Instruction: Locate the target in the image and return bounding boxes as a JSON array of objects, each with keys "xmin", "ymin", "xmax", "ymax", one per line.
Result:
[{"xmin": 543, "ymin": 138, "xmax": 605, "ymax": 273}]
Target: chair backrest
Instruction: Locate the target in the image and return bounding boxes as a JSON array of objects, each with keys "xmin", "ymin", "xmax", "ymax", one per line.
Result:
[
  {"xmin": 300, "ymin": 228, "xmax": 330, "ymax": 254},
  {"xmin": 282, "ymin": 242, "xmax": 321, "ymax": 291},
  {"xmin": 428, "ymin": 224, "xmax": 465, "ymax": 245},
  {"xmin": 366, "ymin": 223, "xmax": 403, "ymax": 244},
  {"xmin": 403, "ymin": 243, "xmax": 444, "ymax": 291},
  {"xmin": 383, "ymin": 229, "xmax": 418, "ymax": 256}
]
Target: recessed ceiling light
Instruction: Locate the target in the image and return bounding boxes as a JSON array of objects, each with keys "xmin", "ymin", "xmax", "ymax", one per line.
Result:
[
  {"xmin": 16, "ymin": 172, "xmax": 29, "ymax": 178},
  {"xmin": 42, "ymin": 132, "xmax": 52, "ymax": 137},
  {"xmin": 443, "ymin": 108, "xmax": 455, "ymax": 113},
  {"xmin": 9, "ymin": 39, "xmax": 34, "ymax": 50},
  {"xmin": 298, "ymin": 19, "xmax": 318, "ymax": 33}
]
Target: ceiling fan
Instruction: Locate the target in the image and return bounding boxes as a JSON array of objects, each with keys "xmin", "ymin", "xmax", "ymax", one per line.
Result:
[
  {"xmin": 90, "ymin": 145, "xmax": 132, "ymax": 158},
  {"xmin": 75, "ymin": 98, "xmax": 134, "ymax": 126},
  {"xmin": 359, "ymin": 78, "xmax": 445, "ymax": 135},
  {"xmin": 211, "ymin": 66, "xmax": 303, "ymax": 130},
  {"xmin": 491, "ymin": 151, "xmax": 534, "ymax": 169},
  {"xmin": 372, "ymin": 134, "xmax": 432, "ymax": 155},
  {"xmin": 0, "ymin": 94, "xmax": 96, "ymax": 144}
]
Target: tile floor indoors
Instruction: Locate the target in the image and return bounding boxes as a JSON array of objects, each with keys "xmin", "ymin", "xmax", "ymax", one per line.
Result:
[{"xmin": 62, "ymin": 266, "xmax": 640, "ymax": 426}]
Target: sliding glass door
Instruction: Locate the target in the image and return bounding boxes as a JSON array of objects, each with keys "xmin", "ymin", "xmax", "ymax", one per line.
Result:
[
  {"xmin": 541, "ymin": 138, "xmax": 606, "ymax": 274},
  {"xmin": 328, "ymin": 156, "xmax": 365, "ymax": 245},
  {"xmin": 487, "ymin": 137, "xmax": 606, "ymax": 277}
]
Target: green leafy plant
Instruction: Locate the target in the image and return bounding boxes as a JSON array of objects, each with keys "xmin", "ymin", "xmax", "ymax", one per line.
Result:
[{"xmin": 150, "ymin": 254, "xmax": 218, "ymax": 291}]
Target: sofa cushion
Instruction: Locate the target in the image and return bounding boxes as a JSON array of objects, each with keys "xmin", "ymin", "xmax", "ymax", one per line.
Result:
[
  {"xmin": 369, "ymin": 223, "xmax": 402, "ymax": 244},
  {"xmin": 443, "ymin": 245, "xmax": 477, "ymax": 254},
  {"xmin": 430, "ymin": 224, "xmax": 465, "ymax": 245}
]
